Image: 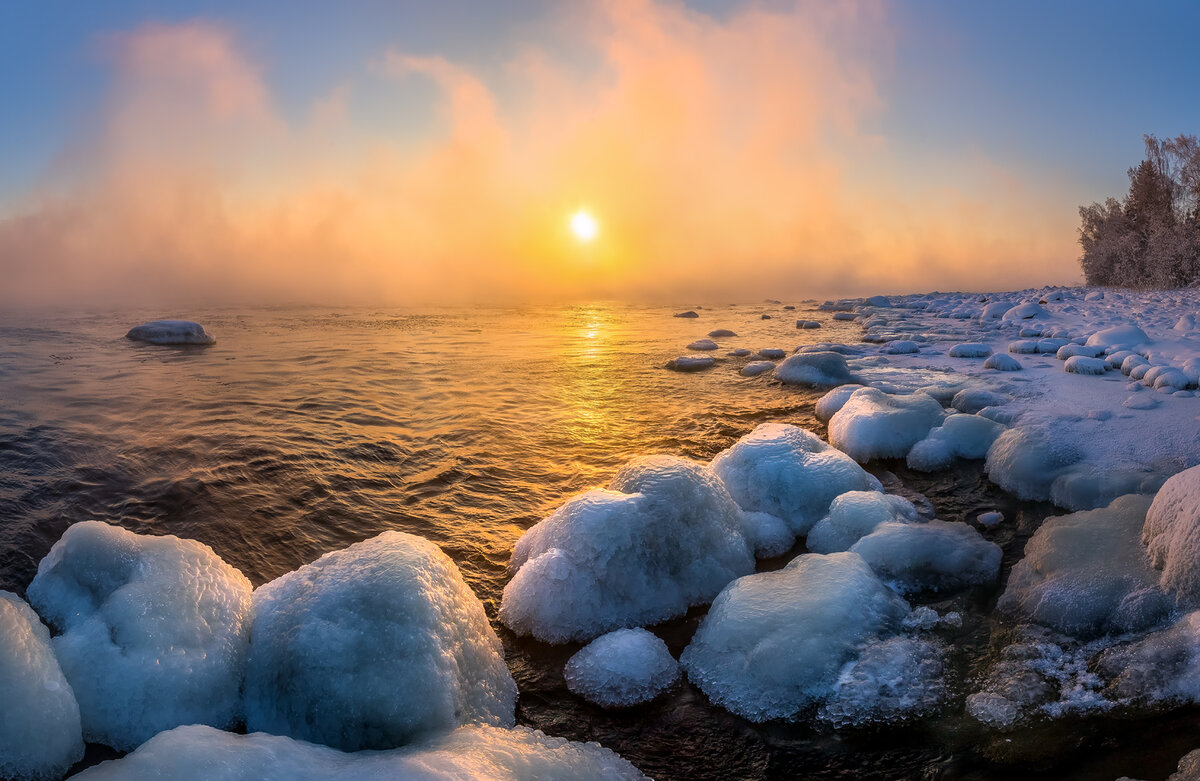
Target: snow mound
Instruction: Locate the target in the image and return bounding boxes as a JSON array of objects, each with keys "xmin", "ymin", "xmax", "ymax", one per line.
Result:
[
  {"xmin": 850, "ymin": 520, "xmax": 1001, "ymax": 594},
  {"xmin": 1144, "ymin": 465, "xmax": 1200, "ymax": 607},
  {"xmin": 666, "ymin": 356, "xmax": 714, "ymax": 372},
  {"xmin": 1002, "ymin": 302, "xmax": 1048, "ymax": 321},
  {"xmin": 906, "ymin": 413, "xmax": 1004, "ymax": 471},
  {"xmin": 687, "ymin": 339, "xmax": 719, "ymax": 351},
  {"xmin": 1124, "ymin": 393, "xmax": 1159, "ymax": 410},
  {"xmin": 806, "ymin": 491, "xmax": 920, "ymax": 553},
  {"xmin": 26, "ymin": 521, "xmax": 252, "ymax": 751},
  {"xmin": 828, "ymin": 388, "xmax": 947, "ymax": 462},
  {"xmin": 833, "ymin": 312, "xmax": 857, "ymax": 321},
  {"xmin": 999, "ymin": 495, "xmax": 1170, "ymax": 638},
  {"xmin": 864, "ymin": 295, "xmax": 892, "ymax": 307},
  {"xmin": 814, "ymin": 384, "xmax": 866, "ymax": 422},
  {"xmin": 1086, "ymin": 324, "xmax": 1151, "ymax": 350},
  {"xmin": 125, "ymin": 319, "xmax": 215, "ymax": 345},
  {"xmin": 1008, "ymin": 340, "xmax": 1039, "ymax": 354},
  {"xmin": 502, "ymin": 456, "xmax": 754, "ymax": 643},
  {"xmin": 1057, "ymin": 343, "xmax": 1103, "ymax": 360},
  {"xmin": 0, "ymin": 591, "xmax": 83, "ymax": 781},
  {"xmin": 818, "ymin": 637, "xmax": 947, "ymax": 727},
  {"xmin": 711, "ymin": 423, "xmax": 882, "ymax": 537},
  {"xmin": 1146, "ymin": 366, "xmax": 1192, "ymax": 391},
  {"xmin": 773, "ymin": 351, "xmax": 854, "ymax": 386},
  {"xmin": 739, "ymin": 361, "xmax": 775, "ymax": 377},
  {"xmin": 1037, "ymin": 338, "xmax": 1070, "ymax": 353},
  {"xmin": 564, "ymin": 629, "xmax": 680, "ymax": 708},
  {"xmin": 984, "ymin": 353, "xmax": 1022, "ymax": 371},
  {"xmin": 948, "ymin": 343, "xmax": 992, "ymax": 358},
  {"xmin": 1064, "ymin": 356, "xmax": 1109, "ymax": 375},
  {"xmin": 680, "ymin": 552, "xmax": 909, "ymax": 722},
  {"xmin": 69, "ymin": 724, "xmax": 648, "ymax": 781},
  {"xmin": 951, "ymin": 388, "xmax": 1008, "ymax": 414},
  {"xmin": 246, "ymin": 531, "xmax": 516, "ymax": 751},
  {"xmin": 985, "ymin": 426, "xmax": 1081, "ymax": 502}
]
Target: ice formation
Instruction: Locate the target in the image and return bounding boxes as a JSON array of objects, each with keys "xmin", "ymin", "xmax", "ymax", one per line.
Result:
[
  {"xmin": 950, "ymin": 388, "xmax": 1007, "ymax": 414},
  {"xmin": 805, "ymin": 491, "xmax": 920, "ymax": 553},
  {"xmin": 710, "ymin": 423, "xmax": 882, "ymax": 537},
  {"xmin": 906, "ymin": 413, "xmax": 1004, "ymax": 471},
  {"xmin": 1097, "ymin": 611, "xmax": 1200, "ymax": 707},
  {"xmin": 125, "ymin": 319, "xmax": 216, "ymax": 345},
  {"xmin": 814, "ymin": 384, "xmax": 866, "ymax": 422},
  {"xmin": 828, "ymin": 388, "xmax": 946, "ymax": 462},
  {"xmin": 758, "ymin": 348, "xmax": 786, "ymax": 360},
  {"xmin": 849, "ymin": 520, "xmax": 1001, "ymax": 594},
  {"xmin": 26, "ymin": 521, "xmax": 252, "ymax": 751},
  {"xmin": 501, "ymin": 455, "xmax": 754, "ymax": 643},
  {"xmin": 708, "ymin": 329, "xmax": 737, "ymax": 338},
  {"xmin": 0, "ymin": 591, "xmax": 83, "ymax": 781},
  {"xmin": 1144, "ymin": 464, "xmax": 1200, "ymax": 606},
  {"xmin": 666, "ymin": 356, "xmax": 714, "ymax": 372},
  {"xmin": 817, "ymin": 637, "xmax": 947, "ymax": 726},
  {"xmin": 1002, "ymin": 302, "xmax": 1048, "ymax": 320},
  {"xmin": 681, "ymin": 552, "xmax": 909, "ymax": 722},
  {"xmin": 739, "ymin": 361, "xmax": 775, "ymax": 377},
  {"xmin": 773, "ymin": 351, "xmax": 854, "ymax": 386},
  {"xmin": 1064, "ymin": 355, "xmax": 1109, "ymax": 375},
  {"xmin": 686, "ymin": 339, "xmax": 719, "ymax": 351},
  {"xmin": 983, "ymin": 353, "xmax": 1022, "ymax": 371},
  {"xmin": 1086, "ymin": 324, "xmax": 1151, "ymax": 350},
  {"xmin": 948, "ymin": 343, "xmax": 992, "ymax": 358},
  {"xmin": 563, "ymin": 628, "xmax": 680, "ymax": 708},
  {"xmin": 245, "ymin": 531, "xmax": 516, "ymax": 751},
  {"xmin": 984, "ymin": 426, "xmax": 1080, "ymax": 502}
]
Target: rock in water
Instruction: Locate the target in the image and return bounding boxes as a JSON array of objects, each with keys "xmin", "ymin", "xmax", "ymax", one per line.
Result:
[{"xmin": 125, "ymin": 320, "xmax": 216, "ymax": 345}]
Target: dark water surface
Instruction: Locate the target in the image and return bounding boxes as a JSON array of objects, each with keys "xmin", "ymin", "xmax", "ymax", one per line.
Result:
[{"xmin": 0, "ymin": 304, "xmax": 1195, "ymax": 780}]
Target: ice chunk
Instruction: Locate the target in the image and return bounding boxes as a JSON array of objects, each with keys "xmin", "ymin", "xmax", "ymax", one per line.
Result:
[
  {"xmin": 125, "ymin": 319, "xmax": 215, "ymax": 345},
  {"xmin": 26, "ymin": 521, "xmax": 252, "ymax": 751},
  {"xmin": 828, "ymin": 388, "xmax": 946, "ymax": 462},
  {"xmin": 850, "ymin": 520, "xmax": 1001, "ymax": 594},
  {"xmin": 984, "ymin": 353, "xmax": 1022, "ymax": 371},
  {"xmin": 246, "ymin": 531, "xmax": 516, "ymax": 750},
  {"xmin": 1146, "ymin": 367, "xmax": 1192, "ymax": 391},
  {"xmin": 708, "ymin": 329, "xmax": 737, "ymax": 337},
  {"xmin": 739, "ymin": 361, "xmax": 775, "ymax": 377},
  {"xmin": 948, "ymin": 343, "xmax": 992, "ymax": 358},
  {"xmin": 740, "ymin": 511, "xmax": 794, "ymax": 557},
  {"xmin": 1057, "ymin": 343, "xmax": 1104, "ymax": 360},
  {"xmin": 666, "ymin": 356, "xmax": 714, "ymax": 372},
  {"xmin": 1144, "ymin": 465, "xmax": 1200, "ymax": 607},
  {"xmin": 999, "ymin": 495, "xmax": 1170, "ymax": 638},
  {"xmin": 1085, "ymin": 290, "xmax": 1105, "ymax": 301},
  {"xmin": 773, "ymin": 351, "xmax": 854, "ymax": 386},
  {"xmin": 69, "ymin": 724, "xmax": 648, "ymax": 781},
  {"xmin": 814, "ymin": 384, "xmax": 866, "ymax": 422},
  {"xmin": 881, "ymin": 340, "xmax": 918, "ymax": 354},
  {"xmin": 711, "ymin": 423, "xmax": 882, "ymax": 537},
  {"xmin": 728, "ymin": 348, "xmax": 751, "ymax": 357},
  {"xmin": 680, "ymin": 552, "xmax": 909, "ymax": 721},
  {"xmin": 0, "ymin": 591, "xmax": 83, "ymax": 781},
  {"xmin": 864, "ymin": 295, "xmax": 892, "ymax": 307},
  {"xmin": 985, "ymin": 426, "xmax": 1081, "ymax": 502},
  {"xmin": 1124, "ymin": 393, "xmax": 1159, "ymax": 410},
  {"xmin": 951, "ymin": 388, "xmax": 1008, "ymax": 414},
  {"xmin": 564, "ymin": 629, "xmax": 680, "ymax": 708},
  {"xmin": 687, "ymin": 339, "xmax": 719, "ymax": 351},
  {"xmin": 502, "ymin": 456, "xmax": 754, "ymax": 643},
  {"xmin": 978, "ymin": 510, "xmax": 1004, "ymax": 527},
  {"xmin": 806, "ymin": 491, "xmax": 920, "ymax": 553},
  {"xmin": 757, "ymin": 348, "xmax": 786, "ymax": 360},
  {"xmin": 1008, "ymin": 340, "xmax": 1039, "ymax": 354},
  {"xmin": 980, "ymin": 302, "xmax": 1008, "ymax": 319},
  {"xmin": 906, "ymin": 413, "xmax": 1004, "ymax": 471},
  {"xmin": 1002, "ymin": 302, "xmax": 1048, "ymax": 320},
  {"xmin": 1175, "ymin": 315, "xmax": 1198, "ymax": 331},
  {"xmin": 1064, "ymin": 356, "xmax": 1108, "ymax": 375},
  {"xmin": 1037, "ymin": 338, "xmax": 1070, "ymax": 353},
  {"xmin": 1086, "ymin": 324, "xmax": 1151, "ymax": 350},
  {"xmin": 818, "ymin": 637, "xmax": 946, "ymax": 726}
]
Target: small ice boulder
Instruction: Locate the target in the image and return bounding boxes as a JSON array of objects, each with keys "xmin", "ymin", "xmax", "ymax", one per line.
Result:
[
  {"xmin": 125, "ymin": 319, "xmax": 216, "ymax": 345},
  {"xmin": 1086, "ymin": 324, "xmax": 1151, "ymax": 350},
  {"xmin": 666, "ymin": 356, "xmax": 714, "ymax": 372},
  {"xmin": 1129, "ymin": 363, "xmax": 1154, "ymax": 381},
  {"xmin": 502, "ymin": 456, "xmax": 754, "ymax": 643},
  {"xmin": 906, "ymin": 413, "xmax": 1004, "ymax": 471},
  {"xmin": 729, "ymin": 348, "xmax": 752, "ymax": 357},
  {"xmin": 814, "ymin": 384, "xmax": 867, "ymax": 422},
  {"xmin": 1007, "ymin": 340, "xmax": 1039, "ymax": 354},
  {"xmin": 951, "ymin": 388, "xmax": 1008, "ymax": 415},
  {"xmin": 806, "ymin": 491, "xmax": 920, "ymax": 553},
  {"xmin": 27, "ymin": 521, "xmax": 252, "ymax": 751},
  {"xmin": 828, "ymin": 388, "xmax": 946, "ymax": 462},
  {"xmin": 1144, "ymin": 465, "xmax": 1200, "ymax": 607},
  {"xmin": 740, "ymin": 511, "xmax": 795, "ymax": 557},
  {"xmin": 773, "ymin": 351, "xmax": 854, "ymax": 386},
  {"xmin": 999, "ymin": 495, "xmax": 1169, "ymax": 638},
  {"xmin": 980, "ymin": 301, "xmax": 1009, "ymax": 320},
  {"xmin": 984, "ymin": 353, "xmax": 1022, "ymax": 371},
  {"xmin": 985, "ymin": 425, "xmax": 1080, "ymax": 502},
  {"xmin": 1057, "ymin": 343, "xmax": 1103, "ymax": 360},
  {"xmin": 0, "ymin": 591, "xmax": 84, "ymax": 781},
  {"xmin": 1148, "ymin": 367, "xmax": 1192, "ymax": 391},
  {"xmin": 797, "ymin": 320, "xmax": 822, "ymax": 329},
  {"xmin": 711, "ymin": 423, "xmax": 882, "ymax": 537},
  {"xmin": 850, "ymin": 520, "xmax": 1001, "ymax": 594},
  {"xmin": 1097, "ymin": 611, "xmax": 1200, "ymax": 708},
  {"xmin": 833, "ymin": 312, "xmax": 858, "ymax": 321},
  {"xmin": 680, "ymin": 552, "xmax": 909, "ymax": 722},
  {"xmin": 1002, "ymin": 302, "xmax": 1048, "ymax": 320},
  {"xmin": 881, "ymin": 340, "xmax": 919, "ymax": 354},
  {"xmin": 673, "ymin": 311, "xmax": 699, "ymax": 318},
  {"xmin": 818, "ymin": 637, "xmax": 946, "ymax": 727},
  {"xmin": 708, "ymin": 329, "xmax": 737, "ymax": 338},
  {"xmin": 1124, "ymin": 393, "xmax": 1159, "ymax": 410},
  {"xmin": 757, "ymin": 348, "xmax": 786, "ymax": 360},
  {"xmin": 977, "ymin": 511, "xmax": 1004, "ymax": 527},
  {"xmin": 564, "ymin": 629, "xmax": 680, "ymax": 708},
  {"xmin": 1105, "ymin": 349, "xmax": 1137, "ymax": 368},
  {"xmin": 245, "ymin": 531, "xmax": 517, "ymax": 751},
  {"xmin": 948, "ymin": 343, "xmax": 992, "ymax": 358},
  {"xmin": 1064, "ymin": 356, "xmax": 1108, "ymax": 375},
  {"xmin": 687, "ymin": 339, "xmax": 719, "ymax": 351},
  {"xmin": 864, "ymin": 295, "xmax": 892, "ymax": 308},
  {"xmin": 740, "ymin": 361, "xmax": 775, "ymax": 377}
]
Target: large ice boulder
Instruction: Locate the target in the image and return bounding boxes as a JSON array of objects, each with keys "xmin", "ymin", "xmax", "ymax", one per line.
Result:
[
  {"xmin": 906, "ymin": 414, "xmax": 1004, "ymax": 471},
  {"xmin": 564, "ymin": 629, "xmax": 680, "ymax": 708},
  {"xmin": 245, "ymin": 531, "xmax": 516, "ymax": 751},
  {"xmin": 985, "ymin": 425, "xmax": 1081, "ymax": 502},
  {"xmin": 1144, "ymin": 465, "xmax": 1200, "ymax": 607},
  {"xmin": 0, "ymin": 591, "xmax": 83, "ymax": 781},
  {"xmin": 805, "ymin": 491, "xmax": 920, "ymax": 553},
  {"xmin": 501, "ymin": 456, "xmax": 754, "ymax": 643},
  {"xmin": 828, "ymin": 388, "xmax": 947, "ymax": 462},
  {"xmin": 773, "ymin": 351, "xmax": 854, "ymax": 386},
  {"xmin": 999, "ymin": 495, "xmax": 1169, "ymax": 638},
  {"xmin": 70, "ymin": 724, "xmax": 648, "ymax": 781},
  {"xmin": 850, "ymin": 520, "xmax": 1001, "ymax": 594},
  {"xmin": 26, "ymin": 521, "xmax": 252, "ymax": 751},
  {"xmin": 125, "ymin": 319, "xmax": 216, "ymax": 345},
  {"xmin": 710, "ymin": 423, "xmax": 882, "ymax": 537},
  {"xmin": 814, "ymin": 384, "xmax": 866, "ymax": 422},
  {"xmin": 680, "ymin": 552, "xmax": 909, "ymax": 722}
]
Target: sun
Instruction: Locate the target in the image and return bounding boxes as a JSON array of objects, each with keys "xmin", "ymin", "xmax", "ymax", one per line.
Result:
[{"xmin": 570, "ymin": 210, "xmax": 598, "ymax": 242}]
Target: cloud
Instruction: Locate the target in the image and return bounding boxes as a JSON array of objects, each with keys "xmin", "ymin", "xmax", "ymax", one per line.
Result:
[{"xmin": 0, "ymin": 1, "xmax": 1080, "ymax": 310}]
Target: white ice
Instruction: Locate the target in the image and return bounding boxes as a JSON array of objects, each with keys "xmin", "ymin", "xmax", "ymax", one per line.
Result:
[
  {"xmin": 805, "ymin": 491, "xmax": 920, "ymax": 553},
  {"xmin": 906, "ymin": 413, "xmax": 1004, "ymax": 471},
  {"xmin": 563, "ymin": 628, "xmax": 680, "ymax": 708},
  {"xmin": 828, "ymin": 388, "xmax": 946, "ymax": 462},
  {"xmin": 773, "ymin": 351, "xmax": 855, "ymax": 386}
]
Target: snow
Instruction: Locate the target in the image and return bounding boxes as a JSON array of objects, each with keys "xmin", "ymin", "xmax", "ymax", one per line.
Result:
[
  {"xmin": 0, "ymin": 591, "xmax": 83, "ymax": 781},
  {"xmin": 710, "ymin": 422, "xmax": 882, "ymax": 537},
  {"xmin": 1002, "ymin": 302, "xmax": 1048, "ymax": 320},
  {"xmin": 563, "ymin": 628, "xmax": 680, "ymax": 707},
  {"xmin": 1144, "ymin": 464, "xmax": 1200, "ymax": 607},
  {"xmin": 1086, "ymin": 324, "xmax": 1152, "ymax": 350},
  {"xmin": 881, "ymin": 340, "xmax": 919, "ymax": 354},
  {"xmin": 69, "ymin": 724, "xmax": 648, "ymax": 781},
  {"xmin": 948, "ymin": 343, "xmax": 992, "ymax": 358},
  {"xmin": 849, "ymin": 520, "xmax": 1002, "ymax": 594},
  {"xmin": 828, "ymin": 388, "xmax": 947, "ymax": 462},
  {"xmin": 125, "ymin": 319, "xmax": 216, "ymax": 345},
  {"xmin": 680, "ymin": 552, "xmax": 909, "ymax": 722},
  {"xmin": 773, "ymin": 351, "xmax": 854, "ymax": 386},
  {"xmin": 983, "ymin": 353, "xmax": 1022, "ymax": 371},
  {"xmin": 501, "ymin": 455, "xmax": 754, "ymax": 643},
  {"xmin": 687, "ymin": 339, "xmax": 719, "ymax": 351},
  {"xmin": 806, "ymin": 491, "xmax": 920, "ymax": 553},
  {"xmin": 906, "ymin": 413, "xmax": 1004, "ymax": 471},
  {"xmin": 984, "ymin": 425, "xmax": 1081, "ymax": 502},
  {"xmin": 1064, "ymin": 355, "xmax": 1109, "ymax": 375},
  {"xmin": 26, "ymin": 521, "xmax": 252, "ymax": 751},
  {"xmin": 1057, "ymin": 343, "xmax": 1103, "ymax": 360},
  {"xmin": 739, "ymin": 361, "xmax": 775, "ymax": 377},
  {"xmin": 951, "ymin": 388, "xmax": 1008, "ymax": 414},
  {"xmin": 666, "ymin": 356, "xmax": 714, "ymax": 372},
  {"xmin": 245, "ymin": 531, "xmax": 516, "ymax": 751}
]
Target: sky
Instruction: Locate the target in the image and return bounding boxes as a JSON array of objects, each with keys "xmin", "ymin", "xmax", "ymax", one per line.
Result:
[{"xmin": 2, "ymin": 0, "xmax": 1200, "ymax": 308}]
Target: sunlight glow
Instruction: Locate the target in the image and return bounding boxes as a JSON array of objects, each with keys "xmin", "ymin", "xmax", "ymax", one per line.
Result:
[{"xmin": 570, "ymin": 210, "xmax": 598, "ymax": 242}]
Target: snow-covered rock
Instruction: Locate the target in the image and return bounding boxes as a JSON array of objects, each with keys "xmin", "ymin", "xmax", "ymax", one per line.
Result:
[
  {"xmin": 814, "ymin": 384, "xmax": 866, "ymax": 422},
  {"xmin": 564, "ymin": 629, "xmax": 680, "ymax": 708},
  {"xmin": 806, "ymin": 491, "xmax": 920, "ymax": 553},
  {"xmin": 773, "ymin": 351, "xmax": 854, "ymax": 386},
  {"xmin": 948, "ymin": 343, "xmax": 992, "ymax": 358},
  {"xmin": 1064, "ymin": 356, "xmax": 1109, "ymax": 375},
  {"xmin": 708, "ymin": 329, "xmax": 737, "ymax": 338},
  {"xmin": 984, "ymin": 353, "xmax": 1022, "ymax": 371},
  {"xmin": 881, "ymin": 340, "xmax": 919, "ymax": 354},
  {"xmin": 1144, "ymin": 465, "xmax": 1200, "ymax": 607},
  {"xmin": 739, "ymin": 361, "xmax": 775, "ymax": 377},
  {"xmin": 985, "ymin": 426, "xmax": 1081, "ymax": 502},
  {"xmin": 850, "ymin": 520, "xmax": 1001, "ymax": 594},
  {"xmin": 1086, "ymin": 324, "xmax": 1151, "ymax": 350},
  {"xmin": 951, "ymin": 388, "xmax": 1008, "ymax": 414},
  {"xmin": 1057, "ymin": 343, "xmax": 1104, "ymax": 360},
  {"xmin": 666, "ymin": 356, "xmax": 714, "ymax": 372},
  {"xmin": 906, "ymin": 413, "xmax": 1004, "ymax": 471},
  {"xmin": 1002, "ymin": 302, "xmax": 1048, "ymax": 321},
  {"xmin": 828, "ymin": 388, "xmax": 946, "ymax": 462},
  {"xmin": 687, "ymin": 339, "xmax": 719, "ymax": 351},
  {"xmin": 125, "ymin": 319, "xmax": 216, "ymax": 345},
  {"xmin": 758, "ymin": 348, "xmax": 786, "ymax": 360}
]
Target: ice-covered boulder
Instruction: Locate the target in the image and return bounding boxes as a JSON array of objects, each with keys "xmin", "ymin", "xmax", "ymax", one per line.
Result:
[
  {"xmin": 739, "ymin": 361, "xmax": 775, "ymax": 377},
  {"xmin": 1144, "ymin": 465, "xmax": 1200, "ymax": 607},
  {"xmin": 245, "ymin": 531, "xmax": 516, "ymax": 751},
  {"xmin": 951, "ymin": 388, "xmax": 1007, "ymax": 414},
  {"xmin": 806, "ymin": 491, "xmax": 920, "ymax": 553},
  {"xmin": 687, "ymin": 339, "xmax": 719, "ymax": 351},
  {"xmin": 833, "ymin": 312, "xmax": 857, "ymax": 321},
  {"xmin": 850, "ymin": 520, "xmax": 1001, "ymax": 594},
  {"xmin": 710, "ymin": 423, "xmax": 882, "ymax": 537},
  {"xmin": 564, "ymin": 629, "xmax": 680, "ymax": 708},
  {"xmin": 125, "ymin": 319, "xmax": 216, "ymax": 345},
  {"xmin": 0, "ymin": 591, "xmax": 83, "ymax": 781},
  {"xmin": 1007, "ymin": 340, "xmax": 1039, "ymax": 354},
  {"xmin": 1064, "ymin": 356, "xmax": 1108, "ymax": 375},
  {"xmin": 1146, "ymin": 366, "xmax": 1192, "ymax": 391},
  {"xmin": 985, "ymin": 425, "xmax": 1081, "ymax": 502},
  {"xmin": 814, "ymin": 384, "xmax": 866, "ymax": 422},
  {"xmin": 26, "ymin": 521, "xmax": 252, "ymax": 751},
  {"xmin": 1002, "ymin": 302, "xmax": 1048, "ymax": 321},
  {"xmin": 980, "ymin": 302, "xmax": 1009, "ymax": 320},
  {"xmin": 502, "ymin": 456, "xmax": 754, "ymax": 643},
  {"xmin": 1086, "ymin": 324, "xmax": 1151, "ymax": 350},
  {"xmin": 674, "ymin": 310, "xmax": 699, "ymax": 318},
  {"xmin": 817, "ymin": 637, "xmax": 946, "ymax": 727},
  {"xmin": 999, "ymin": 495, "xmax": 1170, "ymax": 638},
  {"xmin": 906, "ymin": 413, "xmax": 1004, "ymax": 471},
  {"xmin": 666, "ymin": 356, "xmax": 714, "ymax": 372},
  {"xmin": 828, "ymin": 388, "xmax": 946, "ymax": 462},
  {"xmin": 680, "ymin": 552, "xmax": 909, "ymax": 722},
  {"xmin": 708, "ymin": 329, "xmax": 737, "ymax": 338},
  {"xmin": 1037, "ymin": 338, "xmax": 1070, "ymax": 354},
  {"xmin": 758, "ymin": 348, "xmax": 786, "ymax": 360},
  {"xmin": 773, "ymin": 351, "xmax": 854, "ymax": 386},
  {"xmin": 948, "ymin": 343, "xmax": 992, "ymax": 358},
  {"xmin": 864, "ymin": 295, "xmax": 892, "ymax": 308},
  {"xmin": 881, "ymin": 340, "xmax": 918, "ymax": 354},
  {"xmin": 797, "ymin": 320, "xmax": 822, "ymax": 329},
  {"xmin": 1057, "ymin": 343, "xmax": 1103, "ymax": 360},
  {"xmin": 69, "ymin": 724, "xmax": 648, "ymax": 781},
  {"xmin": 984, "ymin": 353, "xmax": 1022, "ymax": 371},
  {"xmin": 740, "ymin": 511, "xmax": 794, "ymax": 558}
]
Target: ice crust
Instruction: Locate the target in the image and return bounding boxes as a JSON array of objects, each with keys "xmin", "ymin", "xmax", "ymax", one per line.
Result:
[
  {"xmin": 245, "ymin": 531, "xmax": 516, "ymax": 751},
  {"xmin": 828, "ymin": 388, "xmax": 946, "ymax": 462},
  {"xmin": 564, "ymin": 628, "xmax": 680, "ymax": 707},
  {"xmin": 125, "ymin": 319, "xmax": 215, "ymax": 345},
  {"xmin": 502, "ymin": 455, "xmax": 754, "ymax": 642},
  {"xmin": 26, "ymin": 521, "xmax": 252, "ymax": 751}
]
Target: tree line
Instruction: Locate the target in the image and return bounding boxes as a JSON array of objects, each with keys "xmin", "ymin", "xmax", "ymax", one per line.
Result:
[{"xmin": 1079, "ymin": 134, "xmax": 1200, "ymax": 287}]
